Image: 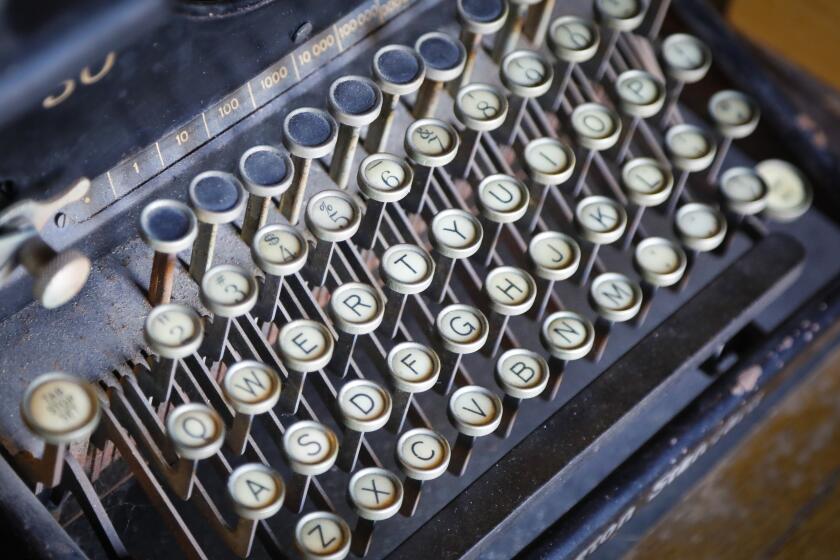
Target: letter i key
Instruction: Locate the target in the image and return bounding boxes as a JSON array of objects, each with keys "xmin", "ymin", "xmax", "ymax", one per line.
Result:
[
  {"xmin": 396, "ymin": 428, "xmax": 450, "ymax": 517},
  {"xmin": 283, "ymin": 420, "xmax": 339, "ymax": 513},
  {"xmin": 495, "ymin": 349, "xmax": 549, "ymax": 438},
  {"xmin": 275, "ymin": 320, "xmax": 334, "ymax": 415},
  {"xmin": 328, "ymin": 283, "xmax": 385, "ymax": 378},
  {"xmin": 336, "ymin": 380, "xmax": 392, "ymax": 472}
]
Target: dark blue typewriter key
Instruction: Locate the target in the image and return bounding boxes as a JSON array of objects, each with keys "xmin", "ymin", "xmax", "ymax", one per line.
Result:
[
  {"xmin": 139, "ymin": 199, "xmax": 197, "ymax": 305},
  {"xmin": 327, "ymin": 76, "xmax": 383, "ymax": 189},
  {"xmin": 455, "ymin": 0, "xmax": 508, "ymax": 90},
  {"xmin": 238, "ymin": 146, "xmax": 293, "ymax": 245},
  {"xmin": 413, "ymin": 32, "xmax": 466, "ymax": 118}
]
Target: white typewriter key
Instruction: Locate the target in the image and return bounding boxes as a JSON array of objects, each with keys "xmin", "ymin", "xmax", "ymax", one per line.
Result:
[
  {"xmin": 366, "ymin": 45, "xmax": 426, "ymax": 154},
  {"xmin": 523, "ymin": 137, "xmax": 577, "ymax": 231},
  {"xmin": 593, "ymin": 0, "xmax": 648, "ymax": 80},
  {"xmin": 495, "ymin": 349, "xmax": 549, "ymax": 437},
  {"xmin": 756, "ymin": 159, "xmax": 813, "ymax": 223},
  {"xmin": 451, "ymin": 83, "xmax": 509, "ymax": 179},
  {"xmin": 498, "ymin": 49, "xmax": 554, "ymax": 146},
  {"xmin": 707, "ymin": 90, "xmax": 761, "ymax": 184},
  {"xmin": 413, "ymin": 32, "xmax": 467, "ymax": 119},
  {"xmin": 589, "ymin": 272, "xmax": 643, "ymax": 361},
  {"xmin": 546, "ymin": 16, "xmax": 600, "ymax": 111},
  {"xmin": 570, "ymin": 103, "xmax": 622, "ymax": 197},
  {"xmin": 279, "ymin": 108, "xmax": 339, "ymax": 225},
  {"xmin": 575, "ymin": 196, "xmax": 628, "ymax": 286},
  {"xmin": 348, "ymin": 468, "xmax": 404, "ymax": 557},
  {"xmin": 225, "ymin": 463, "xmax": 285, "ymax": 557},
  {"xmin": 304, "ymin": 189, "xmax": 361, "ymax": 286},
  {"xmin": 719, "ymin": 167, "xmax": 769, "ymax": 236},
  {"xmin": 483, "ymin": 266, "xmax": 537, "ymax": 357},
  {"xmin": 614, "ymin": 70, "xmax": 667, "ymax": 162},
  {"xmin": 328, "ymin": 283, "xmax": 385, "ymax": 378},
  {"xmin": 295, "ymin": 511, "xmax": 352, "ymax": 560},
  {"xmin": 435, "ymin": 304, "xmax": 489, "ymax": 395},
  {"xmin": 199, "ymin": 265, "xmax": 258, "ymax": 364},
  {"xmin": 660, "ymin": 33, "xmax": 712, "ymax": 124},
  {"xmin": 221, "ymin": 361, "xmax": 282, "ymax": 455},
  {"xmin": 541, "ymin": 311, "xmax": 595, "ymax": 399},
  {"xmin": 477, "ymin": 174, "xmax": 529, "ymax": 266},
  {"xmin": 429, "ymin": 209, "xmax": 483, "ymax": 303},
  {"xmin": 139, "ymin": 199, "xmax": 198, "ymax": 306},
  {"xmin": 165, "ymin": 403, "xmax": 225, "ymax": 499},
  {"xmin": 492, "ymin": 0, "xmax": 542, "ymax": 63},
  {"xmin": 238, "ymin": 145, "xmax": 294, "ymax": 245},
  {"xmin": 187, "ymin": 171, "xmax": 247, "ymax": 282},
  {"xmin": 620, "ymin": 157, "xmax": 674, "ymax": 249},
  {"xmin": 448, "ymin": 385, "xmax": 503, "ymax": 476},
  {"xmin": 379, "ymin": 244, "xmax": 435, "ymax": 338},
  {"xmin": 403, "ymin": 118, "xmax": 460, "ymax": 214},
  {"xmin": 276, "ymin": 320, "xmax": 334, "ymax": 414},
  {"xmin": 250, "ymin": 224, "xmax": 308, "ymax": 324},
  {"xmin": 144, "ymin": 304, "xmax": 204, "ymax": 405},
  {"xmin": 385, "ymin": 342, "xmax": 441, "ymax": 433},
  {"xmin": 355, "ymin": 153, "xmax": 413, "ymax": 250},
  {"xmin": 663, "ymin": 124, "xmax": 717, "ymax": 218},
  {"xmin": 283, "ymin": 420, "xmax": 339, "ymax": 513},
  {"xmin": 529, "ymin": 231, "xmax": 581, "ymax": 320},
  {"xmin": 327, "ymin": 76, "xmax": 384, "ymax": 189},
  {"xmin": 455, "ymin": 0, "xmax": 508, "ymax": 89},
  {"xmin": 633, "ymin": 237, "xmax": 687, "ymax": 325},
  {"xmin": 21, "ymin": 373, "xmax": 101, "ymax": 487},
  {"xmin": 674, "ymin": 203, "xmax": 727, "ymax": 290},
  {"xmin": 396, "ymin": 428, "xmax": 450, "ymax": 516},
  {"xmin": 336, "ymin": 379, "xmax": 392, "ymax": 472}
]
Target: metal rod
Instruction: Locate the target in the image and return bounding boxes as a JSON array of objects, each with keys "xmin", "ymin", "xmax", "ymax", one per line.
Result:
[
  {"xmin": 365, "ymin": 92, "xmax": 399, "ymax": 153},
  {"xmin": 188, "ymin": 222, "xmax": 217, "ymax": 283},
  {"xmin": 578, "ymin": 243, "xmax": 601, "ymax": 286},
  {"xmin": 330, "ymin": 124, "xmax": 362, "ymax": 189},
  {"xmin": 665, "ymin": 169, "xmax": 690, "ymax": 219},
  {"xmin": 707, "ymin": 136, "xmax": 733, "ymax": 185},
  {"xmin": 534, "ymin": 278, "xmax": 556, "ymax": 321},
  {"xmin": 149, "ymin": 251, "xmax": 176, "ymax": 306},
  {"xmin": 280, "ymin": 155, "xmax": 311, "ymax": 225},
  {"xmin": 337, "ymin": 429, "xmax": 364, "ymax": 472},
  {"xmin": 616, "ymin": 116, "xmax": 641, "ymax": 163},
  {"xmin": 381, "ymin": 289, "xmax": 408, "ymax": 340},
  {"xmin": 241, "ymin": 195, "xmax": 270, "ymax": 246},
  {"xmin": 595, "ymin": 28, "xmax": 621, "ymax": 81},
  {"xmin": 414, "ymin": 80, "xmax": 444, "ymax": 119},
  {"xmin": 622, "ymin": 205, "xmax": 646, "ymax": 251}
]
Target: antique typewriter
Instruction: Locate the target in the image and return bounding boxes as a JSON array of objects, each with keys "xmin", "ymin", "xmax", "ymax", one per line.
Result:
[{"xmin": 1, "ymin": 0, "xmax": 839, "ymax": 558}]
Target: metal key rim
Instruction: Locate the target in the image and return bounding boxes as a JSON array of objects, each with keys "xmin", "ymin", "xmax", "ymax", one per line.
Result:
[
  {"xmin": 499, "ymin": 49, "xmax": 554, "ymax": 98},
  {"xmin": 380, "ymin": 244, "xmax": 436, "ymax": 294},
  {"xmin": 387, "ymin": 342, "xmax": 441, "ymax": 393},
  {"xmin": 540, "ymin": 310, "xmax": 595, "ymax": 361},
  {"xmin": 633, "ymin": 237, "xmax": 688, "ymax": 287},
  {"xmin": 621, "ymin": 157, "xmax": 675, "ymax": 207},
  {"xmin": 528, "ymin": 231, "xmax": 582, "ymax": 282},
  {"xmin": 589, "ymin": 272, "xmax": 644, "ymax": 322},
  {"xmin": 548, "ymin": 16, "xmax": 601, "ymax": 63},
  {"xmin": 200, "ymin": 264, "xmax": 259, "ymax": 318},
  {"xmin": 477, "ymin": 174, "xmax": 530, "ymax": 223},
  {"xmin": 328, "ymin": 75, "xmax": 384, "ymax": 128},
  {"xmin": 21, "ymin": 372, "xmax": 101, "ymax": 446},
  {"xmin": 495, "ymin": 348, "xmax": 549, "ymax": 399},
  {"xmin": 188, "ymin": 171, "xmax": 247, "ymax": 224},
  {"xmin": 144, "ymin": 303, "xmax": 205, "ymax": 359},
  {"xmin": 396, "ymin": 428, "xmax": 451, "ymax": 480},
  {"xmin": 454, "ymin": 83, "xmax": 510, "ymax": 131},
  {"xmin": 282, "ymin": 107, "xmax": 339, "ymax": 160},
  {"xmin": 357, "ymin": 153, "xmax": 414, "ymax": 203},
  {"xmin": 221, "ymin": 360, "xmax": 282, "ymax": 416},
  {"xmin": 139, "ymin": 199, "xmax": 198, "ymax": 254},
  {"xmin": 251, "ymin": 224, "xmax": 309, "ymax": 277},
  {"xmin": 227, "ymin": 463, "xmax": 286, "ymax": 520}
]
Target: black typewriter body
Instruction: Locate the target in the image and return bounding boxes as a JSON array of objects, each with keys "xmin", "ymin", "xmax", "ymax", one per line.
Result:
[{"xmin": 1, "ymin": 1, "xmax": 839, "ymax": 559}]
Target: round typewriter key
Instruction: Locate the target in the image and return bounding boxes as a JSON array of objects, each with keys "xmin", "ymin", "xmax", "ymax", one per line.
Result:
[
  {"xmin": 140, "ymin": 199, "xmax": 197, "ymax": 306},
  {"xmin": 756, "ymin": 159, "xmax": 813, "ymax": 222},
  {"xmin": 451, "ymin": 83, "xmax": 509, "ymax": 179},
  {"xmin": 540, "ymin": 310, "xmax": 595, "ymax": 399},
  {"xmin": 448, "ymin": 385, "xmax": 504, "ymax": 476},
  {"xmin": 328, "ymin": 282, "xmax": 384, "ymax": 378},
  {"xmin": 455, "ymin": 0, "xmax": 508, "ymax": 89},
  {"xmin": 283, "ymin": 420, "xmax": 339, "ymax": 513},
  {"xmin": 413, "ymin": 32, "xmax": 466, "ymax": 118},
  {"xmin": 355, "ymin": 153, "xmax": 413, "ymax": 250},
  {"xmin": 589, "ymin": 272, "xmax": 643, "ymax": 361},
  {"xmin": 524, "ymin": 137, "xmax": 577, "ymax": 231},
  {"xmin": 570, "ymin": 103, "xmax": 622, "ymax": 197},
  {"xmin": 574, "ymin": 196, "xmax": 628, "ymax": 286},
  {"xmin": 366, "ymin": 45, "xmax": 426, "ymax": 154},
  {"xmin": 483, "ymin": 266, "xmax": 537, "ymax": 357},
  {"xmin": 22, "ymin": 373, "xmax": 101, "ymax": 446},
  {"xmin": 336, "ymin": 379, "xmax": 392, "ymax": 472},
  {"xmin": 327, "ymin": 76, "xmax": 383, "ymax": 189},
  {"xmin": 719, "ymin": 167, "xmax": 769, "ymax": 217},
  {"xmin": 238, "ymin": 146, "xmax": 294, "ymax": 245},
  {"xmin": 663, "ymin": 124, "xmax": 717, "ymax": 217},
  {"xmin": 279, "ymin": 108, "xmax": 338, "ymax": 225},
  {"xmin": 296, "ymin": 511, "xmax": 352, "ymax": 560},
  {"xmin": 495, "ymin": 349, "xmax": 548, "ymax": 437},
  {"xmin": 546, "ymin": 16, "xmax": 600, "ymax": 111},
  {"xmin": 492, "ymin": 0, "xmax": 542, "ymax": 63},
  {"xmin": 633, "ymin": 237, "xmax": 687, "ymax": 325},
  {"xmin": 396, "ymin": 428, "xmax": 450, "ymax": 516},
  {"xmin": 165, "ymin": 403, "xmax": 225, "ymax": 492},
  {"xmin": 222, "ymin": 361, "xmax": 281, "ymax": 454},
  {"xmin": 476, "ymin": 174, "xmax": 529, "ymax": 266},
  {"xmin": 620, "ymin": 157, "xmax": 674, "ymax": 249},
  {"xmin": 276, "ymin": 320, "xmax": 334, "ymax": 414},
  {"xmin": 144, "ymin": 304, "xmax": 204, "ymax": 404},
  {"xmin": 380, "ymin": 244, "xmax": 435, "ymax": 338},
  {"xmin": 435, "ymin": 304, "xmax": 489, "ymax": 395},
  {"xmin": 660, "ymin": 33, "xmax": 712, "ymax": 124},
  {"xmin": 403, "ymin": 118, "xmax": 460, "ymax": 214},
  {"xmin": 674, "ymin": 203, "xmax": 728, "ymax": 290},
  {"xmin": 529, "ymin": 231, "xmax": 581, "ymax": 320},
  {"xmin": 199, "ymin": 265, "xmax": 258, "ymax": 364},
  {"xmin": 614, "ymin": 70, "xmax": 666, "ymax": 162},
  {"xmin": 187, "ymin": 171, "xmax": 247, "ymax": 282},
  {"xmin": 227, "ymin": 463, "xmax": 285, "ymax": 521},
  {"xmin": 386, "ymin": 342, "xmax": 441, "ymax": 433},
  {"xmin": 348, "ymin": 468, "xmax": 404, "ymax": 557},
  {"xmin": 429, "ymin": 209, "xmax": 483, "ymax": 303},
  {"xmin": 707, "ymin": 90, "xmax": 761, "ymax": 183},
  {"xmin": 304, "ymin": 189, "xmax": 361, "ymax": 286},
  {"xmin": 498, "ymin": 49, "xmax": 554, "ymax": 146},
  {"xmin": 250, "ymin": 224, "xmax": 308, "ymax": 324},
  {"xmin": 593, "ymin": 0, "xmax": 648, "ymax": 79}
]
